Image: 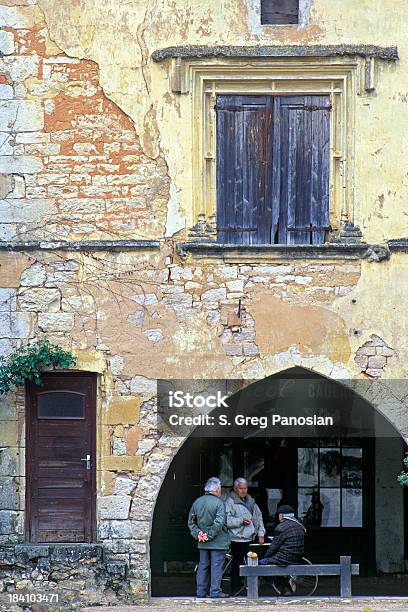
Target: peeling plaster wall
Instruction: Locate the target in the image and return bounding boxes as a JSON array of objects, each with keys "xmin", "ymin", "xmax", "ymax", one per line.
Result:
[{"xmin": 1, "ymin": 0, "xmax": 408, "ymax": 603}]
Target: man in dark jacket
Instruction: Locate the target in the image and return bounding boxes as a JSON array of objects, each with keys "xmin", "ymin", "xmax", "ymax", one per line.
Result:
[
  {"xmin": 259, "ymin": 504, "xmax": 306, "ymax": 594},
  {"xmin": 188, "ymin": 477, "xmax": 231, "ymax": 598}
]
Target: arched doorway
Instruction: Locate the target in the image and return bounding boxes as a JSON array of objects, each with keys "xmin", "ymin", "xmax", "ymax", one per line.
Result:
[{"xmin": 150, "ymin": 368, "xmax": 408, "ymax": 596}]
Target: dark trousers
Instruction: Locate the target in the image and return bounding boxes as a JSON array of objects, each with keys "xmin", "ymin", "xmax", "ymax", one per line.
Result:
[
  {"xmin": 196, "ymin": 549, "xmax": 226, "ymax": 597},
  {"xmin": 230, "ymin": 540, "xmax": 250, "ymax": 594}
]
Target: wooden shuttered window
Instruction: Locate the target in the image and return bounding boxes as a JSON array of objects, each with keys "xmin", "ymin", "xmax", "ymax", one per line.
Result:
[
  {"xmin": 216, "ymin": 94, "xmax": 331, "ymax": 246},
  {"xmin": 261, "ymin": 0, "xmax": 299, "ymax": 25},
  {"xmin": 216, "ymin": 95, "xmax": 273, "ymax": 245}
]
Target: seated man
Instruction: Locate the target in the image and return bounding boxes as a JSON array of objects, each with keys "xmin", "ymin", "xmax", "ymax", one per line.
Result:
[{"xmin": 259, "ymin": 504, "xmax": 306, "ymax": 594}]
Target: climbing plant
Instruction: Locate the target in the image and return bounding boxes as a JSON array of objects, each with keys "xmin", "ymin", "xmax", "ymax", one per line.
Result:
[
  {"xmin": 397, "ymin": 456, "xmax": 408, "ymax": 487},
  {"xmin": 0, "ymin": 339, "xmax": 76, "ymax": 395}
]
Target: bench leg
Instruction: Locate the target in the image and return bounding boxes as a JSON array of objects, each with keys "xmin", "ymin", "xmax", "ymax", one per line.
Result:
[
  {"xmin": 340, "ymin": 555, "xmax": 352, "ymax": 597},
  {"xmin": 246, "ymin": 575, "xmax": 258, "ymax": 598}
]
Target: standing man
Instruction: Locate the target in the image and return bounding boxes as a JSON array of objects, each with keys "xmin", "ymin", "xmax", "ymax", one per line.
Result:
[
  {"xmin": 188, "ymin": 477, "xmax": 231, "ymax": 598},
  {"xmin": 225, "ymin": 477, "xmax": 266, "ymax": 595}
]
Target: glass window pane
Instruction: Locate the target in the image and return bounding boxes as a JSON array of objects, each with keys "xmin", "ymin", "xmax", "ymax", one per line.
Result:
[
  {"xmin": 298, "ymin": 448, "xmax": 318, "ymax": 486},
  {"xmin": 320, "ymin": 448, "xmax": 341, "ymax": 487},
  {"xmin": 266, "ymin": 488, "xmax": 283, "ymax": 517},
  {"xmin": 342, "ymin": 488, "xmax": 363, "ymax": 527},
  {"xmin": 342, "ymin": 448, "xmax": 362, "ymax": 488},
  {"xmin": 320, "ymin": 488, "xmax": 341, "ymax": 526},
  {"xmin": 38, "ymin": 392, "xmax": 84, "ymax": 418},
  {"xmin": 244, "ymin": 448, "xmax": 265, "ymax": 487},
  {"xmin": 299, "ymin": 487, "xmax": 323, "ymax": 527},
  {"xmin": 219, "ymin": 445, "xmax": 233, "ymax": 488},
  {"xmin": 298, "ymin": 487, "xmax": 313, "ymax": 522}
]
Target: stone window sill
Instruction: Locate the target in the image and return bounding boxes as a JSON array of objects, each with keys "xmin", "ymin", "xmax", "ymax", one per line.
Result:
[{"xmin": 176, "ymin": 241, "xmax": 370, "ymax": 261}]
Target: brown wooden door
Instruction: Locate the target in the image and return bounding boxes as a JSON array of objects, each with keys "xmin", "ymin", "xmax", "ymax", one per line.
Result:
[{"xmin": 26, "ymin": 373, "xmax": 96, "ymax": 543}]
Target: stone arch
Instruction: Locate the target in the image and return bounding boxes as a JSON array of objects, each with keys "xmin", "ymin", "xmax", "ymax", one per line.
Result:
[{"xmin": 132, "ymin": 367, "xmax": 408, "ymax": 594}]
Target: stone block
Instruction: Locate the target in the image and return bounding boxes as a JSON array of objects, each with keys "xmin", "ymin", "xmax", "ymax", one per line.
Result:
[
  {"xmin": 381, "ymin": 346, "xmax": 395, "ymax": 357},
  {"xmin": 3, "ymin": 55, "xmax": 39, "ymax": 83},
  {"xmin": 143, "ymin": 328, "xmax": 163, "ymax": 342},
  {"xmin": 365, "ymin": 368, "xmax": 383, "ymax": 378},
  {"xmin": 0, "ymin": 421, "xmax": 18, "ymax": 446},
  {"xmin": 0, "ymin": 448, "xmax": 18, "ymax": 476},
  {"xmin": 226, "ymin": 280, "xmax": 244, "ymax": 292},
  {"xmin": 99, "ymin": 495, "xmax": 131, "ymax": 520},
  {"xmin": 0, "ymin": 156, "xmax": 43, "ymax": 174},
  {"xmin": 0, "ymin": 174, "xmax": 13, "ymax": 199},
  {"xmin": 20, "ymin": 262, "xmax": 46, "ymax": 287},
  {"xmin": 38, "ymin": 312, "xmax": 74, "ymax": 332},
  {"xmin": 130, "ymin": 293, "xmax": 158, "ymax": 306},
  {"xmin": 225, "ymin": 344, "xmax": 243, "ymax": 356},
  {"xmin": 0, "ymin": 100, "xmax": 44, "ymax": 131},
  {"xmin": 0, "ymin": 510, "xmax": 17, "ymax": 535},
  {"xmin": 128, "ymin": 311, "xmax": 145, "ymax": 327},
  {"xmin": 0, "ymin": 288, "xmax": 16, "ymax": 311},
  {"xmin": 243, "ymin": 343, "xmax": 260, "ymax": 356},
  {"xmin": 202, "ymin": 288, "xmax": 227, "ymax": 301},
  {"xmin": 0, "ymin": 198, "xmax": 53, "ymax": 223},
  {"xmin": 112, "ymin": 438, "xmax": 127, "ymax": 456},
  {"xmin": 136, "ymin": 438, "xmax": 156, "ymax": 455},
  {"xmin": 130, "ymin": 376, "xmax": 156, "ymax": 395},
  {"xmin": 170, "ymin": 266, "xmax": 193, "ymax": 281},
  {"xmin": 0, "ymin": 83, "xmax": 14, "ymax": 99},
  {"xmin": 144, "ymin": 453, "xmax": 171, "ymax": 475},
  {"xmin": 0, "ymin": 311, "xmax": 31, "ymax": 338},
  {"xmin": 134, "ymin": 474, "xmax": 162, "ymax": 501},
  {"xmin": 113, "ymin": 475, "xmax": 137, "ymax": 496},
  {"xmin": 0, "ymin": 477, "xmax": 18, "ymax": 510},
  {"xmin": 102, "ymin": 456, "xmax": 143, "ymax": 472},
  {"xmin": 368, "ymin": 355, "xmax": 386, "ymax": 369},
  {"xmin": 104, "ymin": 397, "xmax": 141, "ymax": 425},
  {"xmin": 18, "ymin": 287, "xmax": 60, "ymax": 311},
  {"xmin": 0, "ymin": 30, "xmax": 14, "ymax": 55}
]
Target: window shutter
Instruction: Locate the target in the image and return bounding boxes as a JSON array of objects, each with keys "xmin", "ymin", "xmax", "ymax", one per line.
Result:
[
  {"xmin": 216, "ymin": 95, "xmax": 273, "ymax": 245},
  {"xmin": 261, "ymin": 0, "xmax": 299, "ymax": 25},
  {"xmin": 272, "ymin": 95, "xmax": 331, "ymax": 245}
]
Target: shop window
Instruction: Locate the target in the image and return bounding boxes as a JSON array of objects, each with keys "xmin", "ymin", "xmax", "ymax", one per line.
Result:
[{"xmin": 297, "ymin": 440, "xmax": 363, "ymax": 528}]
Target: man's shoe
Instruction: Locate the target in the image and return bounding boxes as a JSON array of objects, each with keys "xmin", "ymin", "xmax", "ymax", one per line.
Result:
[{"xmin": 211, "ymin": 592, "xmax": 230, "ymax": 598}]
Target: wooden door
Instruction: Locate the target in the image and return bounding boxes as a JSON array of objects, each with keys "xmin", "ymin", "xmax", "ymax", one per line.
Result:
[{"xmin": 26, "ymin": 373, "xmax": 96, "ymax": 543}]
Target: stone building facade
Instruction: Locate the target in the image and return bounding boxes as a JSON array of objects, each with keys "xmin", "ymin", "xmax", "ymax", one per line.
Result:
[{"xmin": 0, "ymin": 0, "xmax": 408, "ymax": 608}]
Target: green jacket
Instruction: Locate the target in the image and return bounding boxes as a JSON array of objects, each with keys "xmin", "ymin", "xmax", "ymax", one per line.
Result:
[{"xmin": 188, "ymin": 493, "xmax": 231, "ymax": 550}]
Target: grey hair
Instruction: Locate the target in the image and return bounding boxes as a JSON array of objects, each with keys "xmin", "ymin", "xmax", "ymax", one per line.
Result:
[
  {"xmin": 204, "ymin": 477, "xmax": 221, "ymax": 493},
  {"xmin": 234, "ymin": 477, "xmax": 248, "ymax": 488}
]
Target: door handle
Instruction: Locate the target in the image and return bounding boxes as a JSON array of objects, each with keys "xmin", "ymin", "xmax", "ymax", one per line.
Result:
[{"xmin": 81, "ymin": 454, "xmax": 91, "ymax": 470}]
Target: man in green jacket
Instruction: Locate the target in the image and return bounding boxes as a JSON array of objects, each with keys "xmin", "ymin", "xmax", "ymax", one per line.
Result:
[{"xmin": 188, "ymin": 477, "xmax": 230, "ymax": 598}]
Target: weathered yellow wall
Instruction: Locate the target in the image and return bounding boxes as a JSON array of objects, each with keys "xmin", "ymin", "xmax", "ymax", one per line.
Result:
[{"xmin": 1, "ymin": 0, "xmax": 408, "ymax": 598}]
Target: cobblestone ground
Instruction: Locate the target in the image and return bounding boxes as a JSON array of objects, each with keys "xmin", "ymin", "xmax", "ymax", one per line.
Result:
[{"xmin": 83, "ymin": 597, "xmax": 408, "ymax": 612}]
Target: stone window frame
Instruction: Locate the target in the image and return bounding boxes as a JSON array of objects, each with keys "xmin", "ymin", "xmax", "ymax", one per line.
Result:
[{"xmin": 190, "ymin": 57, "xmax": 360, "ymax": 243}]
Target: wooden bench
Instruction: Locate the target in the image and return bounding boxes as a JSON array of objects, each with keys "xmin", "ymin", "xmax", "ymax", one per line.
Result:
[{"xmin": 240, "ymin": 555, "xmax": 359, "ymax": 598}]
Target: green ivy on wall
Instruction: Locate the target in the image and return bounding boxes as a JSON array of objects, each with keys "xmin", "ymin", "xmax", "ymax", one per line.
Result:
[
  {"xmin": 398, "ymin": 456, "xmax": 408, "ymax": 487},
  {"xmin": 0, "ymin": 339, "xmax": 76, "ymax": 395}
]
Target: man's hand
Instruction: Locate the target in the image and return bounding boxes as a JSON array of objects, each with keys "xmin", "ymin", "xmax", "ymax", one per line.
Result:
[
  {"xmin": 242, "ymin": 518, "xmax": 251, "ymax": 525},
  {"xmin": 258, "ymin": 535, "xmax": 265, "ymax": 544},
  {"xmin": 197, "ymin": 531, "xmax": 208, "ymax": 542},
  {"xmin": 258, "ymin": 558, "xmax": 268, "ymax": 565}
]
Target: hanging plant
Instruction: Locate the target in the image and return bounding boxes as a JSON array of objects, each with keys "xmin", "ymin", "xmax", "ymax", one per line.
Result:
[
  {"xmin": 397, "ymin": 455, "xmax": 408, "ymax": 487},
  {"xmin": 0, "ymin": 339, "xmax": 76, "ymax": 395}
]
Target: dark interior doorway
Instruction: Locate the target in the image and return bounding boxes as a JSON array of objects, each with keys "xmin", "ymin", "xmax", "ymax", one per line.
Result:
[{"xmin": 150, "ymin": 369, "xmax": 408, "ymax": 596}]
